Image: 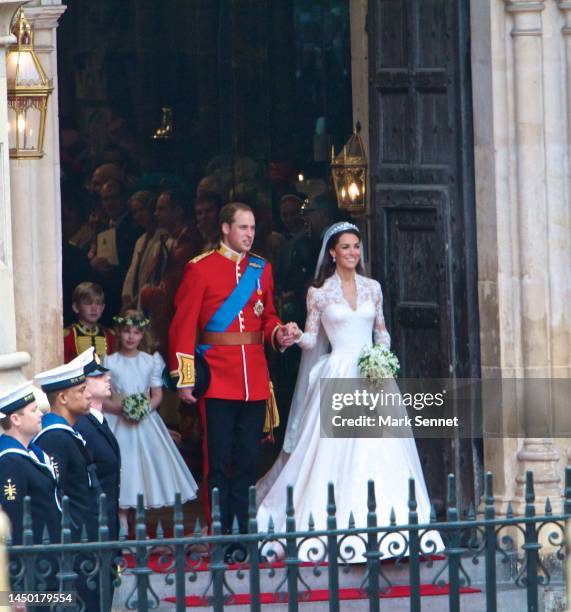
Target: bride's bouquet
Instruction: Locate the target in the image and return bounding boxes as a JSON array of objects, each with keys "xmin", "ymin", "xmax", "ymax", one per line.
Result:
[
  {"xmin": 358, "ymin": 344, "xmax": 400, "ymax": 383},
  {"xmin": 122, "ymin": 393, "xmax": 151, "ymax": 422}
]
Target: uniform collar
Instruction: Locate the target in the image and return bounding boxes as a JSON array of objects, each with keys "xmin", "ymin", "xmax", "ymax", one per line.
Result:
[
  {"xmin": 0, "ymin": 435, "xmax": 51, "ymax": 469},
  {"xmin": 0, "ymin": 434, "xmax": 28, "ymax": 452},
  {"xmin": 74, "ymin": 321, "xmax": 102, "ymax": 336},
  {"xmin": 36, "ymin": 413, "xmax": 87, "ymax": 446},
  {"xmin": 217, "ymin": 243, "xmax": 245, "ymax": 263},
  {"xmin": 42, "ymin": 412, "xmax": 72, "ymax": 428}
]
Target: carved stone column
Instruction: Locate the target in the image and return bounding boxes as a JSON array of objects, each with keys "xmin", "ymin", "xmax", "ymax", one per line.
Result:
[
  {"xmin": 504, "ymin": 0, "xmax": 561, "ymax": 511},
  {"xmin": 0, "ymin": 0, "xmax": 33, "ymax": 392},
  {"xmin": 556, "ymin": 0, "xmax": 571, "ymax": 469},
  {"xmin": 9, "ymin": 0, "xmax": 66, "ymax": 378}
]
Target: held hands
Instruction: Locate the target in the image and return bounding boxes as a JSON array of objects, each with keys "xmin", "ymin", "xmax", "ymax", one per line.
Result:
[{"xmin": 276, "ymin": 322, "xmax": 302, "ymax": 348}]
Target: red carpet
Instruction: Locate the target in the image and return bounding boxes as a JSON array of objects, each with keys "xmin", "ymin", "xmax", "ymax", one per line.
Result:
[
  {"xmin": 164, "ymin": 584, "xmax": 481, "ymax": 606},
  {"xmin": 123, "ymin": 554, "xmax": 446, "ymax": 574}
]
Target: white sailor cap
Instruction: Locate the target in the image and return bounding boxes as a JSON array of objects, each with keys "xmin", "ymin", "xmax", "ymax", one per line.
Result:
[
  {"xmin": 0, "ymin": 380, "xmax": 36, "ymax": 418},
  {"xmin": 72, "ymin": 347, "xmax": 109, "ymax": 377},
  {"xmin": 35, "ymin": 360, "xmax": 86, "ymax": 393}
]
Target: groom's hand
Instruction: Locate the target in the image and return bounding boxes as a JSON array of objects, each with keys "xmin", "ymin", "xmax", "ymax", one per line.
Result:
[{"xmin": 178, "ymin": 387, "xmax": 198, "ymax": 404}]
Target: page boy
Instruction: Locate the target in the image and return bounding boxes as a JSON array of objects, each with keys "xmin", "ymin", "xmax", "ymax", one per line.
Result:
[{"xmin": 64, "ymin": 281, "xmax": 115, "ymax": 362}]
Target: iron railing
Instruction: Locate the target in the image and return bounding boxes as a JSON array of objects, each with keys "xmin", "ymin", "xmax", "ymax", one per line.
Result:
[{"xmin": 4, "ymin": 468, "xmax": 571, "ymax": 611}]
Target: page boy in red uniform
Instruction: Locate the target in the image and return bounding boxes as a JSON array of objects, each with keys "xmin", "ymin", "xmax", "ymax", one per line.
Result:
[{"xmin": 64, "ymin": 282, "xmax": 115, "ymax": 363}]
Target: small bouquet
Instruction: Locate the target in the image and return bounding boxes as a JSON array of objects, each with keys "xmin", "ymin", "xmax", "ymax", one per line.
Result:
[
  {"xmin": 121, "ymin": 393, "xmax": 151, "ymax": 422},
  {"xmin": 358, "ymin": 344, "xmax": 400, "ymax": 383}
]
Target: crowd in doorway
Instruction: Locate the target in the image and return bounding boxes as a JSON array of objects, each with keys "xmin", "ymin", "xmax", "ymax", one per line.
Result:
[{"xmin": 59, "ymin": 122, "xmax": 350, "ymax": 474}]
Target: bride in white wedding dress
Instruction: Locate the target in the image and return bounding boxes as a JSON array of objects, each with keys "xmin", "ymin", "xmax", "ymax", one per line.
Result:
[{"xmin": 256, "ymin": 221, "xmax": 443, "ymax": 561}]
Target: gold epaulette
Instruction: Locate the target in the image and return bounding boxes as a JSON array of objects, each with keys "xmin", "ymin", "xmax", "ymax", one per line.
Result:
[
  {"xmin": 190, "ymin": 249, "xmax": 215, "ymax": 264},
  {"xmin": 249, "ymin": 251, "xmax": 267, "ymax": 262},
  {"xmin": 63, "ymin": 327, "xmax": 71, "ymax": 338}
]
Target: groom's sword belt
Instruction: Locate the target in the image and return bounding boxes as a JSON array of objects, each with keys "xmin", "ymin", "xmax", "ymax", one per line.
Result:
[{"xmin": 199, "ymin": 330, "xmax": 263, "ymax": 346}]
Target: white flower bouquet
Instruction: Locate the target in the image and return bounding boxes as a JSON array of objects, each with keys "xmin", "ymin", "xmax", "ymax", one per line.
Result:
[
  {"xmin": 121, "ymin": 393, "xmax": 151, "ymax": 422},
  {"xmin": 358, "ymin": 344, "xmax": 400, "ymax": 383}
]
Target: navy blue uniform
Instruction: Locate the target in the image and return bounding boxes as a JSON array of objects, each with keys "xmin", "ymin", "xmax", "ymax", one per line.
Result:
[
  {"xmin": 33, "ymin": 414, "xmax": 99, "ymax": 541},
  {"xmin": 0, "ymin": 436, "xmax": 60, "ymax": 544},
  {"xmin": 0, "ymin": 435, "xmax": 61, "ymax": 605},
  {"xmin": 75, "ymin": 413, "xmax": 121, "ymax": 539},
  {"xmin": 34, "ymin": 413, "xmax": 101, "ymax": 612}
]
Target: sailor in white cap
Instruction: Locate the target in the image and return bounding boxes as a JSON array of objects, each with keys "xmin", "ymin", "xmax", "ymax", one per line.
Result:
[
  {"xmin": 0, "ymin": 381, "xmax": 61, "ymax": 545},
  {"xmin": 34, "ymin": 359, "xmax": 103, "ymax": 612},
  {"xmin": 33, "ymin": 359, "xmax": 99, "ymax": 538}
]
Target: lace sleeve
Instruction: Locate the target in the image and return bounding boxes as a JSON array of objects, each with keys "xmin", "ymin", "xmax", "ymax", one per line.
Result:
[
  {"xmin": 374, "ymin": 281, "xmax": 391, "ymax": 348},
  {"xmin": 297, "ymin": 287, "xmax": 322, "ymax": 350}
]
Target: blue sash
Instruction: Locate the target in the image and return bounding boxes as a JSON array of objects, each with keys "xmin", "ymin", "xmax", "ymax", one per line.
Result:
[{"xmin": 198, "ymin": 254, "xmax": 266, "ymax": 353}]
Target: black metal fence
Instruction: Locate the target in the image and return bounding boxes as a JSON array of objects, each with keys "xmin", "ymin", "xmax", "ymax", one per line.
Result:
[{"xmin": 4, "ymin": 469, "xmax": 571, "ymax": 612}]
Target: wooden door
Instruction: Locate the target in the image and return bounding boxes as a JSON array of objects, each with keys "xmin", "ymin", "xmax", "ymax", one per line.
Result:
[{"xmin": 368, "ymin": 0, "xmax": 481, "ymax": 511}]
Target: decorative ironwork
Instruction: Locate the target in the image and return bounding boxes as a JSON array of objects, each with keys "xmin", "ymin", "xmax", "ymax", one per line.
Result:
[{"xmin": 2, "ymin": 468, "xmax": 570, "ymax": 611}]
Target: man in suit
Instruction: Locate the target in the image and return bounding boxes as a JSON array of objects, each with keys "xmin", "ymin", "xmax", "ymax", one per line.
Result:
[
  {"xmin": 169, "ymin": 202, "xmax": 299, "ymax": 535},
  {"xmin": 34, "ymin": 359, "xmax": 100, "ymax": 612},
  {"xmin": 74, "ymin": 348, "xmax": 121, "ymax": 539},
  {"xmin": 74, "ymin": 347, "xmax": 121, "ymax": 611}
]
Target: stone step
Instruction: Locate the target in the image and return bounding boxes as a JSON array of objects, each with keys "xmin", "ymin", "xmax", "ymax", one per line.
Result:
[
  {"xmin": 113, "ymin": 573, "xmax": 519, "ymax": 612},
  {"xmin": 114, "ymin": 574, "xmax": 555, "ymax": 612}
]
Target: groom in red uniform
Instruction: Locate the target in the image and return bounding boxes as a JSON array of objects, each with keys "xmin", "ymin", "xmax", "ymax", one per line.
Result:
[{"xmin": 169, "ymin": 202, "xmax": 298, "ymax": 534}]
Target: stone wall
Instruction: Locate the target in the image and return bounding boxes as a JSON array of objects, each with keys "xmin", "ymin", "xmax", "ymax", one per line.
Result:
[
  {"xmin": 471, "ymin": 0, "xmax": 571, "ymax": 512},
  {"xmin": 10, "ymin": 0, "xmax": 65, "ymax": 378}
]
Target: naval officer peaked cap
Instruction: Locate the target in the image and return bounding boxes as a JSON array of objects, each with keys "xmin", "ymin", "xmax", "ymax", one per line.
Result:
[
  {"xmin": 0, "ymin": 380, "xmax": 36, "ymax": 418},
  {"xmin": 35, "ymin": 359, "xmax": 86, "ymax": 393},
  {"xmin": 72, "ymin": 346, "xmax": 109, "ymax": 377}
]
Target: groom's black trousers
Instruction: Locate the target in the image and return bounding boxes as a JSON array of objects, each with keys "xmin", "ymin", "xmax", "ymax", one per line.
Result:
[{"xmin": 205, "ymin": 398, "xmax": 266, "ymax": 534}]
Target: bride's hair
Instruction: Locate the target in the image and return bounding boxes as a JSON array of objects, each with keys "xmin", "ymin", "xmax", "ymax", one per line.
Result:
[{"xmin": 312, "ymin": 228, "xmax": 365, "ymax": 288}]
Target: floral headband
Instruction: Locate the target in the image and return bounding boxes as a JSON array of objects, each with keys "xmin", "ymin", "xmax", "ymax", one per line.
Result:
[{"xmin": 112, "ymin": 315, "xmax": 150, "ymax": 328}]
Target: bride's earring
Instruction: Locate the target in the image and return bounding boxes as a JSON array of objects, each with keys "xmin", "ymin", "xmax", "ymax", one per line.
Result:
[{"xmin": 332, "ymin": 255, "xmax": 336, "ymax": 263}]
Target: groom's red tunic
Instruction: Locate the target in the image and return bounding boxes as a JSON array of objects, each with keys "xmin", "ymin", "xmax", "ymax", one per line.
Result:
[{"xmin": 168, "ymin": 244, "xmax": 282, "ymax": 400}]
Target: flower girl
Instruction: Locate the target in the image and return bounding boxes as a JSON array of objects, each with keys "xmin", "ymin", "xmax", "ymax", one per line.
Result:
[{"xmin": 103, "ymin": 309, "xmax": 197, "ymax": 532}]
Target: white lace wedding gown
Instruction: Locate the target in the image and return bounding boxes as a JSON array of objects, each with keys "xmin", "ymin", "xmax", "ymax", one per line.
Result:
[{"xmin": 256, "ymin": 273, "xmax": 443, "ymax": 561}]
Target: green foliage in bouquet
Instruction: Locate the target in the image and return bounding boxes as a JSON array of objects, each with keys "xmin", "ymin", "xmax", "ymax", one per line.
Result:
[
  {"xmin": 122, "ymin": 393, "xmax": 151, "ymax": 422},
  {"xmin": 358, "ymin": 344, "xmax": 400, "ymax": 383}
]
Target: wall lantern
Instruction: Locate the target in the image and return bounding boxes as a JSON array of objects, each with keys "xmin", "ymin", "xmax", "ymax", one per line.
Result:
[
  {"xmin": 6, "ymin": 9, "xmax": 53, "ymax": 159},
  {"xmin": 330, "ymin": 123, "xmax": 368, "ymax": 214}
]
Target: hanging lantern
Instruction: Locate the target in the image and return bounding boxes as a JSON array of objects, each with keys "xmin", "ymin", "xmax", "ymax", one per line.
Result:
[
  {"xmin": 330, "ymin": 124, "xmax": 368, "ymax": 214},
  {"xmin": 6, "ymin": 9, "xmax": 53, "ymax": 159}
]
